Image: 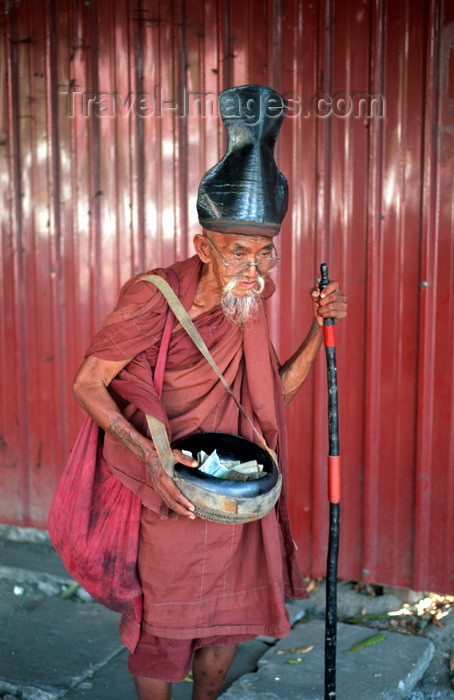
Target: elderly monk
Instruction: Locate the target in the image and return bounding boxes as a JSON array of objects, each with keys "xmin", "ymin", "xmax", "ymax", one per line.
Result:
[{"xmin": 72, "ymin": 85, "xmax": 347, "ymax": 700}]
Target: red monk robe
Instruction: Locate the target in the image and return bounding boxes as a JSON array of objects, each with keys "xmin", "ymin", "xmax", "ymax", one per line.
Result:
[{"xmin": 86, "ymin": 254, "xmax": 306, "ymax": 646}]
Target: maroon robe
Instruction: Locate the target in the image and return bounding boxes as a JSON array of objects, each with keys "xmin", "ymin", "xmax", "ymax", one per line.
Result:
[{"xmin": 86, "ymin": 255, "xmax": 306, "ymax": 642}]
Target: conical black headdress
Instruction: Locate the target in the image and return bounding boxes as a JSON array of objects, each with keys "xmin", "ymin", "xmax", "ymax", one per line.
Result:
[{"xmin": 197, "ymin": 84, "xmax": 288, "ymax": 237}]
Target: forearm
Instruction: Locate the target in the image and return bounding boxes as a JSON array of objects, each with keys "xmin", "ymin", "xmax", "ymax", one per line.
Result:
[
  {"xmin": 279, "ymin": 320, "xmax": 324, "ymax": 405},
  {"xmin": 73, "ymin": 382, "xmax": 157, "ymax": 465},
  {"xmin": 72, "ymin": 356, "xmax": 197, "ymax": 517}
]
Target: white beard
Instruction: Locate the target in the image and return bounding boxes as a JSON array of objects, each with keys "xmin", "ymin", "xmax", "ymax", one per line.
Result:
[{"xmin": 221, "ymin": 276, "xmax": 265, "ymax": 326}]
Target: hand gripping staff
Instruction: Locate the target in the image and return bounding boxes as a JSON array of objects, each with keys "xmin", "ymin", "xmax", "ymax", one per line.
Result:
[{"xmin": 319, "ymin": 263, "xmax": 341, "ymax": 700}]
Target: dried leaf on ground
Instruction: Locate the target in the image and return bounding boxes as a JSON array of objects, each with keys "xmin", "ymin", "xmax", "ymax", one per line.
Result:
[
  {"xmin": 276, "ymin": 644, "xmax": 314, "ymax": 655},
  {"xmin": 345, "ymin": 633, "xmax": 385, "ymax": 653},
  {"xmin": 449, "ymin": 651, "xmax": 454, "ymax": 674},
  {"xmin": 353, "ymin": 582, "xmax": 383, "ymax": 597},
  {"xmin": 344, "ymin": 613, "xmax": 389, "ymax": 624},
  {"xmin": 303, "ymin": 576, "xmax": 321, "ymax": 594},
  {"xmin": 59, "ymin": 581, "xmax": 79, "ymax": 599}
]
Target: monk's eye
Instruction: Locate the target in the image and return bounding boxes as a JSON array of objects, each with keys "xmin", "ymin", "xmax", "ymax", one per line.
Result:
[
  {"xmin": 232, "ymin": 251, "xmax": 247, "ymax": 260},
  {"xmin": 257, "ymin": 249, "xmax": 273, "ymax": 260}
]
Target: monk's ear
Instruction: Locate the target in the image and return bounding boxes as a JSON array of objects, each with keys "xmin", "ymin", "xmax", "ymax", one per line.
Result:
[{"xmin": 193, "ymin": 233, "xmax": 212, "ymax": 264}]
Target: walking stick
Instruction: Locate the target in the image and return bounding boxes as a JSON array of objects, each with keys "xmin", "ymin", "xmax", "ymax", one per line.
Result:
[{"xmin": 319, "ymin": 263, "xmax": 341, "ymax": 700}]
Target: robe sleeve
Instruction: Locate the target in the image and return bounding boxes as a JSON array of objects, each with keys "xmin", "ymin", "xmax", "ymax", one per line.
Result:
[{"xmin": 85, "ymin": 270, "xmax": 169, "ymax": 361}]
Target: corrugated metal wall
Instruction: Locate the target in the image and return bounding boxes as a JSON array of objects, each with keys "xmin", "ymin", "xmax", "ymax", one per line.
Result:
[{"xmin": 1, "ymin": 0, "xmax": 453, "ymax": 592}]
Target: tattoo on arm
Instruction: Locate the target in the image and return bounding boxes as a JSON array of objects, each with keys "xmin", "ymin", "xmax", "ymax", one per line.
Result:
[{"xmin": 109, "ymin": 415, "xmax": 161, "ymax": 477}]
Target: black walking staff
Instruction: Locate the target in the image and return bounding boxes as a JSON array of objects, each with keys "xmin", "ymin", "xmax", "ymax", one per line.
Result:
[{"xmin": 319, "ymin": 263, "xmax": 341, "ymax": 700}]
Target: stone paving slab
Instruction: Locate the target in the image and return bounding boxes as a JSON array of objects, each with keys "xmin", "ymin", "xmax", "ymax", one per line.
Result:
[
  {"xmin": 220, "ymin": 620, "xmax": 435, "ymax": 700},
  {"xmin": 64, "ymin": 650, "xmax": 135, "ymax": 700},
  {"xmin": 0, "ymin": 580, "xmax": 122, "ymax": 697}
]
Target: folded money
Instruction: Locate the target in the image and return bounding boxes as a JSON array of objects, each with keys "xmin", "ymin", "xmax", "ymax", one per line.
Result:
[
  {"xmin": 181, "ymin": 449, "xmax": 265, "ymax": 481},
  {"xmin": 226, "ymin": 460, "xmax": 266, "ymax": 481},
  {"xmin": 197, "ymin": 450, "xmax": 230, "ymax": 477}
]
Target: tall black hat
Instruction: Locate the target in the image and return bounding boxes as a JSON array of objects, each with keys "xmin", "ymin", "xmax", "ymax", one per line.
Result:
[{"xmin": 197, "ymin": 84, "xmax": 288, "ymax": 237}]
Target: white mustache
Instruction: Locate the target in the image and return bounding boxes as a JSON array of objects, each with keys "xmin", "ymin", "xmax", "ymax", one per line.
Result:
[{"xmin": 223, "ymin": 275, "xmax": 265, "ymax": 296}]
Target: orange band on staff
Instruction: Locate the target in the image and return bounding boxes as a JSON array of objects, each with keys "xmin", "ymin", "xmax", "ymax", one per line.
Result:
[
  {"xmin": 323, "ymin": 324, "xmax": 336, "ymax": 347},
  {"xmin": 328, "ymin": 456, "xmax": 341, "ymax": 503}
]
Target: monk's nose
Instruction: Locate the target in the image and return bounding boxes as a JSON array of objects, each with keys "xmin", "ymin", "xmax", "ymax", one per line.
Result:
[{"xmin": 243, "ymin": 262, "xmax": 258, "ymax": 278}]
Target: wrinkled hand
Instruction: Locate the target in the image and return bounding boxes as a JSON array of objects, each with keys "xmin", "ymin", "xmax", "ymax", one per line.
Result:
[
  {"xmin": 310, "ymin": 280, "xmax": 348, "ymax": 328},
  {"xmin": 144, "ymin": 446, "xmax": 198, "ymax": 519}
]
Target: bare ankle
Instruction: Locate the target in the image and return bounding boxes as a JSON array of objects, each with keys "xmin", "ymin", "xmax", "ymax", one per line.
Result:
[{"xmin": 134, "ymin": 675, "xmax": 172, "ymax": 700}]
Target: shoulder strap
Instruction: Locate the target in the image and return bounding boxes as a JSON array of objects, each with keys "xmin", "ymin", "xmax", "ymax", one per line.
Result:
[
  {"xmin": 139, "ymin": 274, "xmax": 278, "ymax": 471},
  {"xmin": 153, "ymin": 269, "xmax": 179, "ymax": 398}
]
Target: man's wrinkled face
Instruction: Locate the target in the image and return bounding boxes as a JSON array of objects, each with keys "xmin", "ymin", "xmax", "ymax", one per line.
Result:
[
  {"xmin": 197, "ymin": 231, "xmax": 277, "ymax": 325},
  {"xmin": 204, "ymin": 232, "xmax": 275, "ymax": 297}
]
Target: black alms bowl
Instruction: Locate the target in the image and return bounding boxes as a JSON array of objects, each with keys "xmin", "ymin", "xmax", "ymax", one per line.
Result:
[{"xmin": 172, "ymin": 432, "xmax": 281, "ymax": 521}]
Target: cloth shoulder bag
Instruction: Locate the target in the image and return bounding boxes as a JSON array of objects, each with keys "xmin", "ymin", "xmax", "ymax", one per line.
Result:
[{"xmin": 47, "ymin": 269, "xmax": 179, "ymax": 650}]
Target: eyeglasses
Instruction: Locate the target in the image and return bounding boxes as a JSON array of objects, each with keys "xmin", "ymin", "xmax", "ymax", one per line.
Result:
[{"xmin": 205, "ymin": 236, "xmax": 280, "ymax": 276}]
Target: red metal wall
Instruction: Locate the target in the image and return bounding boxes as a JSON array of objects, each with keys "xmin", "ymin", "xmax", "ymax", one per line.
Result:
[{"xmin": 1, "ymin": 0, "xmax": 453, "ymax": 592}]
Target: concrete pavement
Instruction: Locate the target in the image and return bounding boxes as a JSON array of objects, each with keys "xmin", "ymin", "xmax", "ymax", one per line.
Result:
[{"xmin": 0, "ymin": 529, "xmax": 449, "ymax": 699}]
